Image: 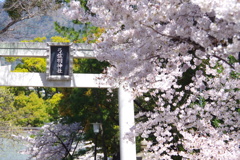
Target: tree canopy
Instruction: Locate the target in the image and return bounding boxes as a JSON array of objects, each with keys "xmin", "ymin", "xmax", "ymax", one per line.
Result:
[
  {"xmin": 0, "ymin": 87, "xmax": 15, "ymax": 122},
  {"xmin": 0, "ymin": 0, "xmax": 60, "ymax": 35},
  {"xmin": 64, "ymin": 1, "xmax": 240, "ymax": 159}
]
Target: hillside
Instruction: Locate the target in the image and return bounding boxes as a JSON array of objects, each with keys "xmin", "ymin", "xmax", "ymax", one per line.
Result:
[{"xmin": 0, "ymin": 1, "xmax": 79, "ymax": 42}]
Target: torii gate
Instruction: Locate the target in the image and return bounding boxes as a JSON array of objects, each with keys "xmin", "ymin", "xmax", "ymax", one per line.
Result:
[{"xmin": 0, "ymin": 42, "xmax": 136, "ymax": 160}]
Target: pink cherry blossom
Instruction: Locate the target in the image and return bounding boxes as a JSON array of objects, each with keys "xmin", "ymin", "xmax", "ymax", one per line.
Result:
[{"xmin": 62, "ymin": 0, "xmax": 240, "ymax": 159}]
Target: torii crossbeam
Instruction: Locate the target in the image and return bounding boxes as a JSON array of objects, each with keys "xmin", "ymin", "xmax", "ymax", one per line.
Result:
[{"xmin": 0, "ymin": 42, "xmax": 136, "ymax": 160}]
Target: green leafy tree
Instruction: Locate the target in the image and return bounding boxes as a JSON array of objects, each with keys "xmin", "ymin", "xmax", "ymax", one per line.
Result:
[
  {"xmin": 11, "ymin": 91, "xmax": 62, "ymax": 127},
  {"xmin": 12, "ymin": 92, "xmax": 51, "ymax": 127},
  {"xmin": 0, "ymin": 87, "xmax": 15, "ymax": 122},
  {"xmin": 0, "ymin": 87, "xmax": 62, "ymax": 127},
  {"xmin": 59, "ymin": 88, "xmax": 120, "ymax": 159},
  {"xmin": 5, "ymin": 37, "xmax": 67, "ymax": 126},
  {"xmin": 0, "ymin": 88, "xmax": 23, "ymax": 151},
  {"xmin": 45, "ymin": 92, "xmax": 63, "ymax": 121}
]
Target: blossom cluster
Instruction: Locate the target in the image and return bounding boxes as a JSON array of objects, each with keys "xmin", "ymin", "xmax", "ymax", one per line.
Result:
[
  {"xmin": 64, "ymin": 0, "xmax": 240, "ymax": 159},
  {"xmin": 17, "ymin": 122, "xmax": 83, "ymax": 160}
]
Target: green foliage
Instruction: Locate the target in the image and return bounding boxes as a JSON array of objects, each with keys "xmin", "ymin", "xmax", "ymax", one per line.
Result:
[
  {"xmin": 3, "ymin": 0, "xmax": 22, "ymax": 20},
  {"xmin": 14, "ymin": 57, "xmax": 46, "ymax": 72},
  {"xmin": 4, "ymin": 36, "xmax": 70, "ymax": 126},
  {"xmin": 211, "ymin": 117, "xmax": 223, "ymax": 128},
  {"xmin": 230, "ymin": 70, "xmax": 240, "ymax": 79},
  {"xmin": 59, "ymin": 88, "xmax": 120, "ymax": 156},
  {"xmin": 46, "ymin": 93, "xmax": 63, "ymax": 121},
  {"xmin": 78, "ymin": 0, "xmax": 88, "ymax": 11},
  {"xmin": 12, "ymin": 68, "xmax": 28, "ymax": 72},
  {"xmin": 228, "ymin": 55, "xmax": 238, "ymax": 64},
  {"xmin": 1, "ymin": 87, "xmax": 62, "ymax": 127},
  {"xmin": 54, "ymin": 22, "xmax": 81, "ymax": 41},
  {"xmin": 59, "ymin": 0, "xmax": 88, "ymax": 11},
  {"xmin": 51, "ymin": 36, "xmax": 70, "ymax": 43},
  {"xmin": 7, "ymin": 86, "xmax": 32, "ymax": 97},
  {"xmin": 0, "ymin": 86, "xmax": 58, "ymax": 127},
  {"xmin": 4, "ymin": 57, "xmax": 18, "ymax": 62},
  {"xmin": 228, "ymin": 55, "xmax": 240, "ymax": 79},
  {"xmin": 54, "ymin": 22, "xmax": 104, "ymax": 43},
  {"xmin": 57, "ymin": 43, "xmax": 116, "ymax": 157},
  {"xmin": 73, "ymin": 58, "xmax": 108, "ymax": 73},
  {"xmin": 21, "ymin": 37, "xmax": 47, "ymax": 42},
  {"xmin": 213, "ymin": 62, "xmax": 224, "ymax": 74},
  {"xmin": 0, "ymin": 87, "xmax": 15, "ymax": 122},
  {"xmin": 12, "ymin": 92, "xmax": 51, "ymax": 127}
]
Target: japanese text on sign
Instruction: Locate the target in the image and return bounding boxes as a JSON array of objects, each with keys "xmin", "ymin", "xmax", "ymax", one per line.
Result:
[
  {"xmin": 50, "ymin": 45, "xmax": 70, "ymax": 76},
  {"xmin": 57, "ymin": 48, "xmax": 63, "ymax": 73}
]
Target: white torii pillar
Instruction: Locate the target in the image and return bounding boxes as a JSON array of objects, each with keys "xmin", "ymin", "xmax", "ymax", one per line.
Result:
[
  {"xmin": 118, "ymin": 85, "xmax": 136, "ymax": 160},
  {"xmin": 0, "ymin": 42, "xmax": 136, "ymax": 160}
]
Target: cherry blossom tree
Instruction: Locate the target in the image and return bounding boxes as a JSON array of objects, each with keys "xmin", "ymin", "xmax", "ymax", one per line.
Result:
[
  {"xmin": 17, "ymin": 122, "xmax": 85, "ymax": 160},
  {"xmin": 62, "ymin": 0, "xmax": 240, "ymax": 159}
]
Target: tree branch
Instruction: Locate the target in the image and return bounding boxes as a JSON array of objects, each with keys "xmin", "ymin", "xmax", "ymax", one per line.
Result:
[
  {"xmin": 213, "ymin": 54, "xmax": 235, "ymax": 69},
  {"xmin": 134, "ymin": 100, "xmax": 150, "ymax": 112},
  {"xmin": 47, "ymin": 128, "xmax": 73, "ymax": 159},
  {"xmin": 0, "ymin": 20, "xmax": 20, "ymax": 34},
  {"xmin": 0, "ymin": 13, "xmax": 35, "ymax": 35}
]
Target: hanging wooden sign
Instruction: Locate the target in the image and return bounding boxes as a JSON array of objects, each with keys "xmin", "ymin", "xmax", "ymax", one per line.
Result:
[{"xmin": 46, "ymin": 43, "xmax": 73, "ymax": 81}]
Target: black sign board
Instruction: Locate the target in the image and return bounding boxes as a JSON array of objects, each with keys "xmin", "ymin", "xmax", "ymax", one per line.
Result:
[
  {"xmin": 50, "ymin": 46, "xmax": 70, "ymax": 76},
  {"xmin": 46, "ymin": 43, "xmax": 73, "ymax": 81}
]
